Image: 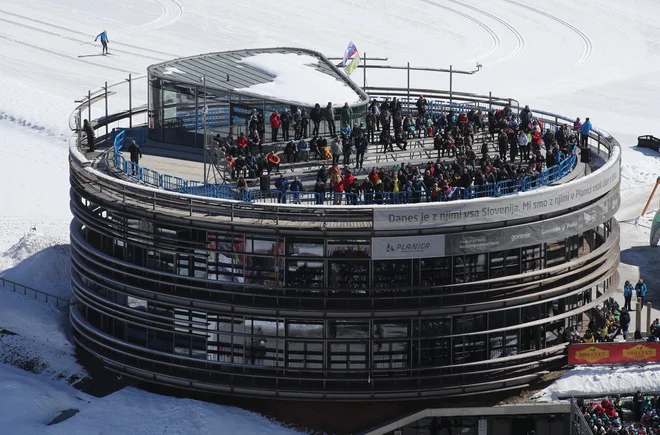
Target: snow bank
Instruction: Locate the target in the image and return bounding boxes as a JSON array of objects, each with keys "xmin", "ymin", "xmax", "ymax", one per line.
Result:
[
  {"xmin": 0, "ymin": 230, "xmax": 71, "ymax": 299},
  {"xmin": 235, "ymin": 52, "xmax": 362, "ymax": 106},
  {"xmin": 0, "ymin": 363, "xmax": 303, "ymax": 435},
  {"xmin": 0, "ymin": 291, "xmax": 83, "ymax": 382},
  {"xmin": 534, "ymin": 364, "xmax": 660, "ymax": 401}
]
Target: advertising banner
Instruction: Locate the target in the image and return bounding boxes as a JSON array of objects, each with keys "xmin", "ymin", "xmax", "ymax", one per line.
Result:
[
  {"xmin": 370, "ymin": 185, "xmax": 619, "ymax": 259},
  {"xmin": 373, "ymin": 157, "xmax": 620, "ymax": 230},
  {"xmin": 372, "ymin": 235, "xmax": 445, "ymax": 260},
  {"xmin": 444, "ymin": 185, "xmax": 619, "ymax": 255},
  {"xmin": 568, "ymin": 342, "xmax": 660, "ymax": 365}
]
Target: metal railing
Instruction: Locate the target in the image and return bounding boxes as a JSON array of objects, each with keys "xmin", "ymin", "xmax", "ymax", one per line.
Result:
[
  {"xmin": 0, "ymin": 276, "xmax": 70, "ymax": 309},
  {"xmin": 110, "ymin": 122, "xmax": 578, "ymax": 205},
  {"xmin": 571, "ymin": 398, "xmax": 596, "ymax": 435}
]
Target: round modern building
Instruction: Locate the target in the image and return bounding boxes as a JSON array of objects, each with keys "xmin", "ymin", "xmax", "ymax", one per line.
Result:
[{"xmin": 69, "ymin": 48, "xmax": 621, "ymax": 402}]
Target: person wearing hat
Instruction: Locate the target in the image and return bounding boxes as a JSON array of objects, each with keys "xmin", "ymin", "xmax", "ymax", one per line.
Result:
[
  {"xmin": 95, "ymin": 29, "xmax": 109, "ymax": 54},
  {"xmin": 340, "ymin": 102, "xmax": 353, "ymax": 127},
  {"xmin": 127, "ymin": 140, "xmax": 142, "ymax": 174},
  {"xmin": 636, "ymin": 278, "xmax": 648, "ymax": 306},
  {"xmin": 416, "ymin": 95, "xmax": 428, "ymax": 118},
  {"xmin": 624, "ymin": 280, "xmax": 634, "ymax": 310},
  {"xmin": 83, "ymin": 119, "xmax": 95, "ymax": 152}
]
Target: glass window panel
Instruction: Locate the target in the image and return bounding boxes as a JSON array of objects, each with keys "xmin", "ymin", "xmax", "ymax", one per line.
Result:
[
  {"xmin": 127, "ymin": 296, "xmax": 147, "ymax": 311},
  {"xmin": 287, "ymin": 321, "xmax": 323, "ymax": 338},
  {"xmin": 327, "ymin": 240, "xmax": 370, "ymax": 258}
]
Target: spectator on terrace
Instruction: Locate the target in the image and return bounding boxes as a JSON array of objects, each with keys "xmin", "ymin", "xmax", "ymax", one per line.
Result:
[
  {"xmin": 289, "ymin": 176, "xmax": 303, "ymax": 203},
  {"xmin": 621, "ymin": 308, "xmax": 631, "ymax": 340},
  {"xmin": 323, "ymin": 102, "xmax": 336, "ymax": 137},
  {"xmin": 269, "ymin": 111, "xmax": 280, "ymax": 142},
  {"xmin": 340, "ymin": 102, "xmax": 353, "ymax": 126},
  {"xmin": 624, "ymin": 280, "xmax": 634, "ymax": 311},
  {"xmin": 248, "ymin": 128, "xmax": 262, "ymax": 155},
  {"xmin": 636, "ymin": 278, "xmax": 648, "ymax": 306},
  {"xmin": 275, "ymin": 174, "xmax": 288, "ymax": 203},
  {"xmin": 355, "ymin": 136, "xmax": 368, "ymax": 170},
  {"xmin": 280, "ymin": 108, "xmax": 292, "ymax": 142},
  {"xmin": 284, "ymin": 140, "xmax": 296, "ymax": 163},
  {"xmin": 297, "ymin": 138, "xmax": 309, "ymax": 162},
  {"xmin": 128, "ymin": 140, "xmax": 142, "ymax": 171},
  {"xmin": 330, "ymin": 135, "xmax": 341, "ymax": 166},
  {"xmin": 416, "ymin": 95, "xmax": 428, "ymax": 117},
  {"xmin": 292, "ymin": 108, "xmax": 302, "ymax": 140},
  {"xmin": 83, "ymin": 119, "xmax": 95, "ymax": 152},
  {"xmin": 520, "ymin": 105, "xmax": 532, "ymax": 131},
  {"xmin": 311, "ymin": 103, "xmax": 322, "ymax": 137},
  {"xmin": 379, "ymin": 107, "xmax": 391, "ymax": 134},
  {"xmin": 236, "ymin": 132, "xmax": 248, "ymax": 155},
  {"xmin": 580, "ymin": 117, "xmax": 593, "ymax": 147}
]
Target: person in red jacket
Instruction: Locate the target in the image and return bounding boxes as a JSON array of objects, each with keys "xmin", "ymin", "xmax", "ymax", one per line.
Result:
[
  {"xmin": 236, "ymin": 132, "xmax": 248, "ymax": 155},
  {"xmin": 331, "ymin": 172, "xmax": 344, "ymax": 204},
  {"xmin": 531, "ymin": 129, "xmax": 542, "ymax": 154},
  {"xmin": 368, "ymin": 168, "xmax": 380, "ymax": 185},
  {"xmin": 270, "ymin": 111, "xmax": 281, "ymax": 142},
  {"xmin": 342, "ymin": 170, "xmax": 355, "ymax": 192}
]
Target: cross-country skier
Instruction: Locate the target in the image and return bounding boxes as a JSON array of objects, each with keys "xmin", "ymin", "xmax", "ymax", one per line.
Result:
[{"xmin": 95, "ymin": 30, "xmax": 109, "ymax": 55}]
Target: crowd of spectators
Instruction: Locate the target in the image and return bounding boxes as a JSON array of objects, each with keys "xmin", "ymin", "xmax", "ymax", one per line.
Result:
[
  {"xmin": 209, "ymin": 97, "xmax": 585, "ymax": 201},
  {"xmin": 578, "ymin": 394, "xmax": 660, "ymax": 435}
]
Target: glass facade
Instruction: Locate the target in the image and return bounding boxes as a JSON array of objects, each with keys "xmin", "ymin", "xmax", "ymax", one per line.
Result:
[
  {"xmin": 148, "ymin": 75, "xmax": 369, "ymax": 147},
  {"xmin": 68, "ymin": 177, "xmax": 618, "ymax": 399}
]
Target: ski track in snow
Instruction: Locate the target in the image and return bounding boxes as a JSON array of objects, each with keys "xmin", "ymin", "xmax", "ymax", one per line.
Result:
[
  {"xmin": 446, "ymin": 0, "xmax": 525, "ymax": 64},
  {"xmin": 0, "ymin": 8, "xmax": 180, "ymax": 59},
  {"xmin": 503, "ymin": 0, "xmax": 593, "ymax": 66},
  {"xmin": 0, "ymin": 16, "xmax": 167, "ymax": 62},
  {"xmin": 419, "ymin": 0, "xmax": 500, "ymax": 59},
  {"xmin": 0, "ymin": 31, "xmax": 140, "ymax": 74},
  {"xmin": 114, "ymin": 0, "xmax": 184, "ymax": 35}
]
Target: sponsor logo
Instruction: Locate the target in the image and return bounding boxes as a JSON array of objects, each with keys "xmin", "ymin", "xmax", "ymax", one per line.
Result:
[
  {"xmin": 386, "ymin": 242, "xmax": 431, "ymax": 254},
  {"xmin": 623, "ymin": 345, "xmax": 657, "ymax": 361},
  {"xmin": 575, "ymin": 346, "xmax": 609, "ymax": 363}
]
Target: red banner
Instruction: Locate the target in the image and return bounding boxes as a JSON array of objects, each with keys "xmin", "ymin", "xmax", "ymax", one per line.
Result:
[{"xmin": 568, "ymin": 342, "xmax": 660, "ymax": 365}]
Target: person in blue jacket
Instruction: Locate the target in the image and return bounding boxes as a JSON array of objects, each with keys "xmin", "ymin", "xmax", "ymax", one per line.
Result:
[
  {"xmin": 579, "ymin": 117, "xmax": 592, "ymax": 147},
  {"xmin": 636, "ymin": 278, "xmax": 648, "ymax": 306},
  {"xmin": 623, "ymin": 280, "xmax": 634, "ymax": 311},
  {"xmin": 274, "ymin": 174, "xmax": 288, "ymax": 204},
  {"xmin": 95, "ymin": 30, "xmax": 109, "ymax": 54}
]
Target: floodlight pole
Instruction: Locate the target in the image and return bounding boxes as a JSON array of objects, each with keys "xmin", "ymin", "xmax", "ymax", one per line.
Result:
[
  {"xmin": 449, "ymin": 65, "xmax": 453, "ymax": 105},
  {"xmin": 202, "ymin": 74, "xmax": 207, "ymax": 184},
  {"xmin": 128, "ymin": 74, "xmax": 133, "ymax": 128},
  {"xmin": 104, "ymin": 81, "xmax": 109, "ymax": 138}
]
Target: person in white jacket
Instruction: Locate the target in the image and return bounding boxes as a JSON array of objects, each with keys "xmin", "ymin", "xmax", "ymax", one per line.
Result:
[{"xmin": 518, "ymin": 130, "xmax": 530, "ymax": 160}]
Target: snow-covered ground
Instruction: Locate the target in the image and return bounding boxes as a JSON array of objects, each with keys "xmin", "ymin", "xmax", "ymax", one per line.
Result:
[{"xmin": 1, "ymin": 0, "xmax": 660, "ymax": 432}]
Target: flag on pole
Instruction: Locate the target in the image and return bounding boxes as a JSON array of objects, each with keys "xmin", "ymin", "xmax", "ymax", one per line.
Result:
[
  {"xmin": 339, "ymin": 41, "xmax": 360, "ymax": 76},
  {"xmin": 345, "ymin": 51, "xmax": 361, "ymax": 76},
  {"xmin": 340, "ymin": 41, "xmax": 358, "ymax": 67}
]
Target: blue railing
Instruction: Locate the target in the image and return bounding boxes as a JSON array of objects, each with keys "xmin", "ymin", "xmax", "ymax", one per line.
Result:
[{"xmin": 110, "ymin": 114, "xmax": 578, "ymax": 206}]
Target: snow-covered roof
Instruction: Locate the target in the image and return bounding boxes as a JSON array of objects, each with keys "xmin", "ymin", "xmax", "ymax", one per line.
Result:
[{"xmin": 148, "ymin": 47, "xmax": 369, "ymax": 108}]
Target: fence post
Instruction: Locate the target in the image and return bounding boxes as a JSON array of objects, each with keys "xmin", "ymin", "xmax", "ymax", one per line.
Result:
[
  {"xmin": 449, "ymin": 65, "xmax": 453, "ymax": 104},
  {"xmin": 647, "ymin": 302, "xmax": 652, "ymax": 335},
  {"xmin": 488, "ymin": 91, "xmax": 492, "ymax": 111},
  {"xmin": 104, "ymin": 81, "xmax": 109, "ymax": 138},
  {"xmin": 597, "ymin": 132, "xmax": 601, "ymax": 155},
  {"xmin": 363, "ymin": 52, "xmax": 367, "ymax": 88},
  {"xmin": 128, "ymin": 74, "xmax": 133, "ymax": 128},
  {"xmin": 87, "ymin": 90, "xmax": 92, "ymax": 122},
  {"xmin": 406, "ymin": 62, "xmax": 410, "ymax": 112},
  {"xmin": 636, "ymin": 297, "xmax": 642, "ymax": 335}
]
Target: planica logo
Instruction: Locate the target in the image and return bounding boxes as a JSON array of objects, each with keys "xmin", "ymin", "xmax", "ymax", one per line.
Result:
[{"xmin": 386, "ymin": 242, "xmax": 431, "ymax": 253}]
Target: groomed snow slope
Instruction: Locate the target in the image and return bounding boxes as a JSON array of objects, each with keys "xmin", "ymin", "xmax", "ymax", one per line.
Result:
[{"xmin": 1, "ymin": 0, "xmax": 660, "ymax": 432}]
